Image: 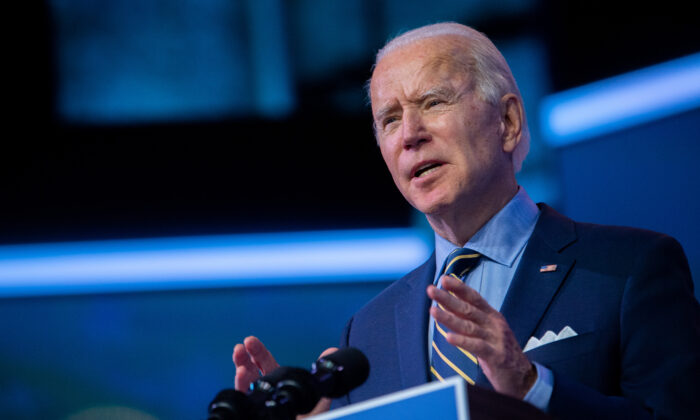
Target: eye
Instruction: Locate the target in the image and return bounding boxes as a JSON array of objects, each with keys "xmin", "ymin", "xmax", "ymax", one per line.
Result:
[
  {"xmin": 426, "ymin": 98, "xmax": 444, "ymax": 108},
  {"xmin": 382, "ymin": 116, "xmax": 398, "ymax": 128}
]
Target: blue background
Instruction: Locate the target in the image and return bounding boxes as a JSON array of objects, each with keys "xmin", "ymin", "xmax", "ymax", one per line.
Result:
[{"xmin": 2, "ymin": 1, "xmax": 698, "ymax": 418}]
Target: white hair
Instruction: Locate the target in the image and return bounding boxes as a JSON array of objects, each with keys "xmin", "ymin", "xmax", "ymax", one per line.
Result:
[{"xmin": 372, "ymin": 22, "xmax": 530, "ymax": 173}]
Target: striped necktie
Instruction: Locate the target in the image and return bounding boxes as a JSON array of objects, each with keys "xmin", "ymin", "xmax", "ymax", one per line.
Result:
[{"xmin": 430, "ymin": 248, "xmax": 482, "ymax": 384}]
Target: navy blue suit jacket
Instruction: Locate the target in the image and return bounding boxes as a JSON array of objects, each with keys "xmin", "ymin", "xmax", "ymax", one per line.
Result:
[{"xmin": 333, "ymin": 205, "xmax": 700, "ymax": 419}]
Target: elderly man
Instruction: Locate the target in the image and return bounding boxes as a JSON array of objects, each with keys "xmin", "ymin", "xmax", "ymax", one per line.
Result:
[{"xmin": 233, "ymin": 22, "xmax": 700, "ymax": 418}]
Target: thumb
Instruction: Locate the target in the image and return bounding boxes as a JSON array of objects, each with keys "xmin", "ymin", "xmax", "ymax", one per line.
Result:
[
  {"xmin": 296, "ymin": 347, "xmax": 340, "ymax": 419},
  {"xmin": 318, "ymin": 347, "xmax": 339, "ymax": 358}
]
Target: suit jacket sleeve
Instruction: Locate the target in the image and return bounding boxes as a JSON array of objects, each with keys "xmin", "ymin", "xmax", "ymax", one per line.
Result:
[{"xmin": 329, "ymin": 317, "xmax": 354, "ymax": 410}]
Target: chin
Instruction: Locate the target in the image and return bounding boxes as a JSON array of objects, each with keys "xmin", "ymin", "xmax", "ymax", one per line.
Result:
[
  {"xmin": 410, "ymin": 194, "xmax": 455, "ymax": 217},
  {"xmin": 403, "ymin": 178, "xmax": 462, "ymax": 216}
]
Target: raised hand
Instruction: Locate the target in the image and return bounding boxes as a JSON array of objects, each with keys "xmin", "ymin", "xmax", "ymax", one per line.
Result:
[
  {"xmin": 232, "ymin": 335, "xmax": 337, "ymax": 418},
  {"xmin": 427, "ymin": 275, "xmax": 536, "ymax": 399},
  {"xmin": 232, "ymin": 336, "xmax": 280, "ymax": 391}
]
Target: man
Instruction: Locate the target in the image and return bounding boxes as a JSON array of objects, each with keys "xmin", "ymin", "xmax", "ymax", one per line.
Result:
[{"xmin": 233, "ymin": 22, "xmax": 700, "ymax": 418}]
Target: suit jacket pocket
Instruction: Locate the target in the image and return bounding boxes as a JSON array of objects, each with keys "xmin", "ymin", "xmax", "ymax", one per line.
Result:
[{"xmin": 524, "ymin": 331, "xmax": 597, "ymax": 364}]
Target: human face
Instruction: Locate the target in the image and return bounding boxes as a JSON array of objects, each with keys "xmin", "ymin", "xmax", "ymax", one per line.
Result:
[{"xmin": 370, "ymin": 37, "xmax": 516, "ymax": 218}]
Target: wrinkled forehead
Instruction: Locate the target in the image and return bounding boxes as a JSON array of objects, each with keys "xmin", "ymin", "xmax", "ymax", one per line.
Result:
[
  {"xmin": 369, "ymin": 54, "xmax": 473, "ymax": 116},
  {"xmin": 369, "ymin": 37, "xmax": 473, "ymax": 105}
]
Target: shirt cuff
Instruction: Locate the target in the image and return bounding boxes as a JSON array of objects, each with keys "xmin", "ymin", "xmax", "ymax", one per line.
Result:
[{"xmin": 522, "ymin": 362, "xmax": 553, "ymax": 412}]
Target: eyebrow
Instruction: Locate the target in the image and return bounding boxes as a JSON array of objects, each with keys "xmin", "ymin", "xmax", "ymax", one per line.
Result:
[
  {"xmin": 374, "ymin": 85, "xmax": 457, "ymax": 124},
  {"xmin": 418, "ymin": 86, "xmax": 457, "ymax": 102},
  {"xmin": 374, "ymin": 103, "xmax": 399, "ymax": 125}
]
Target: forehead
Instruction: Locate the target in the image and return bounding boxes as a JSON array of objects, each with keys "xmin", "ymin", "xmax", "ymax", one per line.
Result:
[{"xmin": 370, "ymin": 37, "xmax": 472, "ymax": 105}]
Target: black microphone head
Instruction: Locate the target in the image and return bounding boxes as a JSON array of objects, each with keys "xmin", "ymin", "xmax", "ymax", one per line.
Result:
[
  {"xmin": 311, "ymin": 347, "xmax": 370, "ymax": 398},
  {"xmin": 252, "ymin": 367, "xmax": 291, "ymax": 396},
  {"xmin": 207, "ymin": 389, "xmax": 255, "ymax": 420},
  {"xmin": 270, "ymin": 366, "xmax": 321, "ymax": 415}
]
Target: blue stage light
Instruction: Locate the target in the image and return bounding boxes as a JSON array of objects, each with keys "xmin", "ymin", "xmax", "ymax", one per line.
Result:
[
  {"xmin": 541, "ymin": 52, "xmax": 700, "ymax": 146},
  {"xmin": 0, "ymin": 229, "xmax": 432, "ymax": 297}
]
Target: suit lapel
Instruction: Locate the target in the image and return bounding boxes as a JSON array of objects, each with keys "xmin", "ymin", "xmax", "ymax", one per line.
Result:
[
  {"xmin": 394, "ymin": 253, "xmax": 435, "ymax": 389},
  {"xmin": 499, "ymin": 204, "xmax": 578, "ymax": 349},
  {"xmin": 392, "ymin": 206, "xmax": 578, "ymax": 389}
]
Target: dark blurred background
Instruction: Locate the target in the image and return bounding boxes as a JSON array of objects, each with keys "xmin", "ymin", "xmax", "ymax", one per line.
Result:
[{"xmin": 2, "ymin": 1, "xmax": 699, "ymax": 418}]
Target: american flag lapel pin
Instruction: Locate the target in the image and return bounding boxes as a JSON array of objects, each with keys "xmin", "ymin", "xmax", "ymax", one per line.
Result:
[{"xmin": 540, "ymin": 264, "xmax": 557, "ymax": 273}]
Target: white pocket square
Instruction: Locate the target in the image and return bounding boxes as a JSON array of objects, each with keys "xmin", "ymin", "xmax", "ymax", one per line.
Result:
[{"xmin": 523, "ymin": 326, "xmax": 578, "ymax": 352}]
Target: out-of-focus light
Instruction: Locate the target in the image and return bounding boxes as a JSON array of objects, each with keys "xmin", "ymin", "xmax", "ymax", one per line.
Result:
[
  {"xmin": 0, "ymin": 229, "xmax": 432, "ymax": 297},
  {"xmin": 541, "ymin": 52, "xmax": 700, "ymax": 146}
]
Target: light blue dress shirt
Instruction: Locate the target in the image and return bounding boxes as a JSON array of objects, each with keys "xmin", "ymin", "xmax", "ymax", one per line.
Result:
[{"xmin": 428, "ymin": 187, "xmax": 554, "ymax": 411}]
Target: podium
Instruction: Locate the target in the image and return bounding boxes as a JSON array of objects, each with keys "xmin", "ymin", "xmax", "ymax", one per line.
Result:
[{"xmin": 309, "ymin": 377, "xmax": 550, "ymax": 420}]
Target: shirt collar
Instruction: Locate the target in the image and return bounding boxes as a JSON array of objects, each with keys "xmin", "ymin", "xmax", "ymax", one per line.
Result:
[{"xmin": 434, "ymin": 187, "xmax": 540, "ymax": 274}]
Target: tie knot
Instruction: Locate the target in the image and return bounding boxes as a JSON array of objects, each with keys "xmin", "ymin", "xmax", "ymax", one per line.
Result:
[{"xmin": 441, "ymin": 248, "xmax": 481, "ymax": 280}]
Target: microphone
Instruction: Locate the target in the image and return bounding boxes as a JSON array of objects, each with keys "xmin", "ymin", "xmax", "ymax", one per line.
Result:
[
  {"xmin": 207, "ymin": 389, "xmax": 255, "ymax": 420},
  {"xmin": 310, "ymin": 346, "xmax": 370, "ymax": 398},
  {"xmin": 209, "ymin": 367, "xmax": 292, "ymax": 420},
  {"xmin": 208, "ymin": 347, "xmax": 369, "ymax": 420}
]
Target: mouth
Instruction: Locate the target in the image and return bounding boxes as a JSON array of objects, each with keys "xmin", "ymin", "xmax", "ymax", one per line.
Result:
[{"xmin": 412, "ymin": 162, "xmax": 444, "ymax": 179}]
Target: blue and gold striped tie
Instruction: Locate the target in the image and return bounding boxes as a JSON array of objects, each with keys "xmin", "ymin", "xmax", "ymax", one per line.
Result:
[{"xmin": 430, "ymin": 248, "xmax": 482, "ymax": 384}]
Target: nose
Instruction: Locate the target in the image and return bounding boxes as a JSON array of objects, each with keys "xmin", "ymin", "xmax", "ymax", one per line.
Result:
[{"xmin": 401, "ymin": 110, "xmax": 430, "ymax": 149}]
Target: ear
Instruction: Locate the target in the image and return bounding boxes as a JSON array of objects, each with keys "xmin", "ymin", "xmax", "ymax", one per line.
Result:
[{"xmin": 499, "ymin": 94, "xmax": 523, "ymax": 154}]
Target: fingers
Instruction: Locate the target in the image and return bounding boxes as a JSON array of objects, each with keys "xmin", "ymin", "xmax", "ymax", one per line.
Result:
[
  {"xmin": 318, "ymin": 347, "xmax": 339, "ymax": 358},
  {"xmin": 233, "ymin": 339, "xmax": 338, "ymax": 414},
  {"xmin": 427, "ymin": 276, "xmax": 498, "ymax": 353},
  {"xmin": 244, "ymin": 336, "xmax": 280, "ymax": 374},
  {"xmin": 297, "ymin": 397, "xmax": 332, "ymax": 419},
  {"xmin": 426, "ymin": 278, "xmax": 536, "ymax": 398},
  {"xmin": 427, "ymin": 279, "xmax": 490, "ymax": 326},
  {"xmin": 297, "ymin": 347, "xmax": 337, "ymax": 419},
  {"xmin": 430, "ymin": 305, "xmax": 489, "ymax": 339},
  {"xmin": 233, "ymin": 343, "xmax": 261, "ymax": 391},
  {"xmin": 442, "ymin": 328, "xmax": 492, "ymax": 356},
  {"xmin": 440, "ymin": 275, "xmax": 494, "ymax": 312},
  {"xmin": 233, "ymin": 336, "xmax": 281, "ymax": 391}
]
